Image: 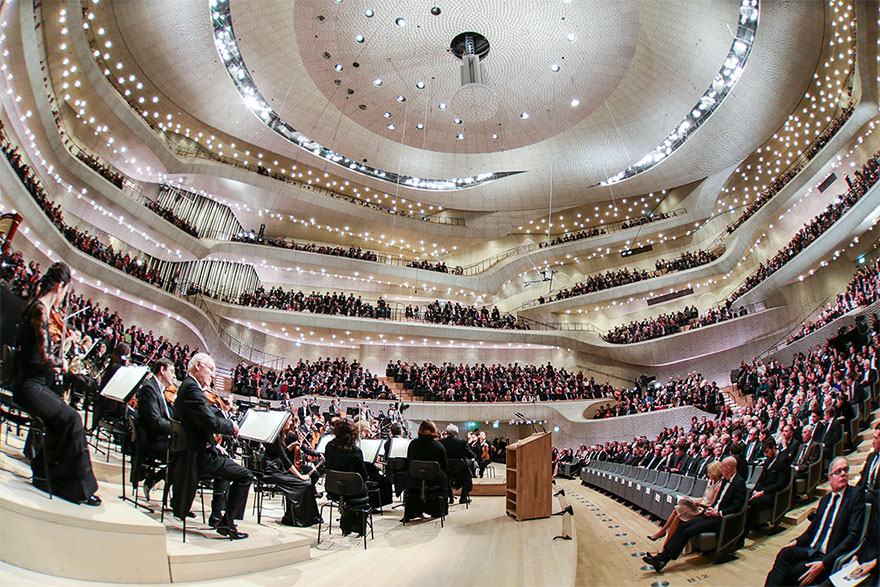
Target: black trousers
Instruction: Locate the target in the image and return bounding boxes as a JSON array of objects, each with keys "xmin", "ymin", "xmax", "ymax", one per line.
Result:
[
  {"xmin": 659, "ymin": 515, "xmax": 719, "ymax": 562},
  {"xmin": 200, "ymin": 449, "xmax": 252, "ymax": 528},
  {"xmin": 764, "ymin": 546, "xmax": 828, "ymax": 586},
  {"xmin": 15, "ymin": 377, "xmax": 98, "ymax": 503},
  {"xmin": 747, "ymin": 494, "xmax": 774, "ymax": 529}
]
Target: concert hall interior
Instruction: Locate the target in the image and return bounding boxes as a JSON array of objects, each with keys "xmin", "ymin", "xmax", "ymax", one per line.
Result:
[{"xmin": 1, "ymin": 0, "xmax": 880, "ymax": 585}]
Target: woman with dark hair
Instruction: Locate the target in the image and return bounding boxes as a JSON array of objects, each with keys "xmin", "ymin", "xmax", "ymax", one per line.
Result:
[
  {"xmin": 261, "ymin": 415, "xmax": 321, "ymax": 527},
  {"xmin": 13, "ymin": 262, "xmax": 100, "ymax": 505},
  {"xmin": 94, "ymin": 341, "xmax": 130, "ymax": 424},
  {"xmin": 404, "ymin": 419, "xmax": 448, "ymax": 521},
  {"xmin": 324, "ymin": 417, "xmax": 369, "ymax": 535}
]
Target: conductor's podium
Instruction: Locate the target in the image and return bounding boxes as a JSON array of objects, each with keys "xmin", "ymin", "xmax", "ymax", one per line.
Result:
[{"xmin": 0, "ymin": 451, "xmax": 312, "ymax": 583}]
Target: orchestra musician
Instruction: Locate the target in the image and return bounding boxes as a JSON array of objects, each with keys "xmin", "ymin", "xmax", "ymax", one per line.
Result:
[
  {"xmin": 440, "ymin": 423, "xmax": 475, "ymax": 504},
  {"xmin": 136, "ymin": 357, "xmax": 176, "ymax": 460},
  {"xmin": 12, "ymin": 262, "xmax": 100, "ymax": 505},
  {"xmin": 324, "ymin": 417, "xmax": 370, "ymax": 536},
  {"xmin": 261, "ymin": 415, "xmax": 321, "ymax": 527},
  {"xmin": 403, "ymin": 420, "xmax": 448, "ymax": 522},
  {"xmin": 172, "ymin": 352, "xmax": 252, "ymax": 539}
]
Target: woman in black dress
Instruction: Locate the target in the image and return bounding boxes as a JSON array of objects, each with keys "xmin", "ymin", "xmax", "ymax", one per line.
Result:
[
  {"xmin": 324, "ymin": 417, "xmax": 369, "ymax": 535},
  {"xmin": 13, "ymin": 262, "xmax": 100, "ymax": 505},
  {"xmin": 262, "ymin": 415, "xmax": 321, "ymax": 527}
]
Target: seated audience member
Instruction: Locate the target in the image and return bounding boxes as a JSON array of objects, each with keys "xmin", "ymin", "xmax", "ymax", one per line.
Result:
[
  {"xmin": 649, "ymin": 461, "xmax": 722, "ymax": 547},
  {"xmin": 746, "ymin": 438, "xmax": 791, "ymax": 532},
  {"xmin": 643, "ymin": 457, "xmax": 746, "ymax": 573},
  {"xmin": 439, "ymin": 423, "xmax": 475, "ymax": 504},
  {"xmin": 857, "ymin": 423, "xmax": 880, "ymax": 503},
  {"xmin": 764, "ymin": 457, "xmax": 865, "ymax": 586},
  {"xmin": 404, "ymin": 419, "xmax": 448, "ymax": 522},
  {"xmin": 791, "ymin": 424, "xmax": 821, "ymax": 480}
]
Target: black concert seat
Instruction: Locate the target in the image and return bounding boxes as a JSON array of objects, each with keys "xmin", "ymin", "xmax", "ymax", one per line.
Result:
[
  {"xmin": 404, "ymin": 460, "xmax": 447, "ymax": 526},
  {"xmin": 318, "ymin": 470, "xmax": 374, "ymax": 549}
]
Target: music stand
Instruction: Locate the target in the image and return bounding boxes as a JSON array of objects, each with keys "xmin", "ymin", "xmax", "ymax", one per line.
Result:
[
  {"xmin": 99, "ymin": 365, "xmax": 150, "ymax": 509},
  {"xmin": 358, "ymin": 438, "xmax": 383, "ymax": 464},
  {"xmin": 316, "ymin": 434, "xmax": 335, "ymax": 454},
  {"xmin": 387, "ymin": 438, "xmax": 411, "ymax": 459},
  {"xmin": 237, "ymin": 410, "xmax": 290, "ymax": 444}
]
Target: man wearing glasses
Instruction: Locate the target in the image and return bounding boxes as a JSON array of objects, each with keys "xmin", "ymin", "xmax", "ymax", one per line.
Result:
[{"xmin": 764, "ymin": 456, "xmax": 865, "ymax": 586}]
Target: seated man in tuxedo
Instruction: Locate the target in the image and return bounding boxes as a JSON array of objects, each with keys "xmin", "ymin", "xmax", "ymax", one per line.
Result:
[
  {"xmin": 439, "ymin": 423, "xmax": 475, "ymax": 504},
  {"xmin": 765, "ymin": 456, "xmax": 866, "ymax": 586},
  {"xmin": 136, "ymin": 357, "xmax": 176, "ymax": 459},
  {"xmin": 747, "ymin": 437, "xmax": 791, "ymax": 532},
  {"xmin": 644, "ymin": 457, "xmax": 746, "ymax": 573},
  {"xmin": 172, "ymin": 353, "xmax": 253, "ymax": 540}
]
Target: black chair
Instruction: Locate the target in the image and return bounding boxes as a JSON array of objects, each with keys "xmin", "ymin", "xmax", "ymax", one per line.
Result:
[
  {"xmin": 126, "ymin": 411, "xmax": 164, "ymax": 512},
  {"xmin": 404, "ymin": 460, "xmax": 447, "ymax": 527},
  {"xmin": 689, "ymin": 497, "xmax": 749, "ymax": 564},
  {"xmin": 750, "ymin": 474, "xmax": 793, "ymax": 534},
  {"xmin": 793, "ymin": 447, "xmax": 823, "ymax": 501},
  {"xmin": 0, "ymin": 345, "xmax": 52, "ymax": 499},
  {"xmin": 446, "ymin": 458, "xmax": 471, "ymax": 509},
  {"xmin": 830, "ymin": 503, "xmax": 873, "ymax": 573},
  {"xmin": 318, "ymin": 470, "xmax": 373, "ymax": 549},
  {"xmin": 161, "ymin": 419, "xmax": 211, "ymax": 542}
]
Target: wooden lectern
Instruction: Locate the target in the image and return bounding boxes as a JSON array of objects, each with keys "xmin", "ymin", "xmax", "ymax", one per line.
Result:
[{"xmin": 505, "ymin": 432, "xmax": 552, "ymax": 521}]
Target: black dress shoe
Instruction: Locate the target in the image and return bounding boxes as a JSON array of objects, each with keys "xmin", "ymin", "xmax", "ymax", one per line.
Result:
[
  {"xmin": 81, "ymin": 495, "xmax": 102, "ymax": 506},
  {"xmin": 642, "ymin": 554, "xmax": 666, "ymax": 573},
  {"xmin": 186, "ymin": 511, "xmax": 196, "ymax": 519},
  {"xmin": 216, "ymin": 526, "xmax": 249, "ymax": 540},
  {"xmin": 460, "ymin": 497, "xmax": 472, "ymax": 504}
]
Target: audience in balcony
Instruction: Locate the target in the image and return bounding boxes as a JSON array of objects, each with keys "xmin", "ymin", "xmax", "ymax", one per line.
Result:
[
  {"xmin": 728, "ymin": 151, "xmax": 880, "ymax": 305},
  {"xmin": 786, "ymin": 260, "xmax": 880, "ymax": 344},
  {"xmin": 75, "ymin": 150, "xmax": 124, "ymax": 189},
  {"xmin": 539, "ymin": 249, "xmax": 718, "ymax": 305},
  {"xmin": 726, "ymin": 103, "xmax": 854, "ymax": 235},
  {"xmin": 231, "ymin": 230, "xmax": 379, "ymax": 262},
  {"xmin": 422, "ymin": 300, "xmax": 529, "ymax": 330},
  {"xmin": 233, "ymin": 358, "xmax": 393, "ymax": 400},
  {"xmin": 1, "ymin": 128, "xmax": 164, "ymax": 288},
  {"xmin": 540, "ymin": 226, "xmax": 607, "ymax": 248},
  {"xmin": 144, "ymin": 200, "xmax": 200, "ymax": 238},
  {"xmin": 407, "ymin": 259, "xmax": 449, "ymax": 273}
]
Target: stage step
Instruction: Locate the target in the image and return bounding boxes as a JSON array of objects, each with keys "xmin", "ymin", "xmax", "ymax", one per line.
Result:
[{"xmin": 783, "ymin": 501, "xmax": 818, "ymax": 526}]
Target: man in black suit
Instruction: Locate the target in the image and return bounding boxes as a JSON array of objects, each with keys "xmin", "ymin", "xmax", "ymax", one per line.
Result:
[
  {"xmin": 136, "ymin": 357, "xmax": 176, "ymax": 459},
  {"xmin": 792, "ymin": 424, "xmax": 822, "ymax": 480},
  {"xmin": 440, "ymin": 424, "xmax": 475, "ymax": 504},
  {"xmin": 857, "ymin": 423, "xmax": 880, "ymax": 505},
  {"xmin": 744, "ymin": 428, "xmax": 762, "ymax": 464},
  {"xmin": 747, "ymin": 438, "xmax": 791, "ymax": 531},
  {"xmin": 171, "ymin": 353, "xmax": 252, "ymax": 540},
  {"xmin": 765, "ymin": 456, "xmax": 866, "ymax": 586},
  {"xmin": 644, "ymin": 456, "xmax": 746, "ymax": 572},
  {"xmin": 667, "ymin": 444, "xmax": 692, "ymax": 475}
]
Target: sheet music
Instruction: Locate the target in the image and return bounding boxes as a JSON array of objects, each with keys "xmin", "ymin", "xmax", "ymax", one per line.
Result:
[
  {"xmin": 237, "ymin": 410, "xmax": 289, "ymax": 443},
  {"xmin": 359, "ymin": 438, "xmax": 383, "ymax": 463},
  {"xmin": 100, "ymin": 365, "xmax": 150, "ymax": 402},
  {"xmin": 387, "ymin": 438, "xmax": 411, "ymax": 459},
  {"xmin": 316, "ymin": 434, "xmax": 335, "ymax": 454}
]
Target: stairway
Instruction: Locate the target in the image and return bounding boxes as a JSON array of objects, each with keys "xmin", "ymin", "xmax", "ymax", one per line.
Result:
[{"xmin": 380, "ymin": 377, "xmax": 421, "ymax": 402}]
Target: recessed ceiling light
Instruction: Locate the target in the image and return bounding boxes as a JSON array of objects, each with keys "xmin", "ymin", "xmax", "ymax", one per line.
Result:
[
  {"xmin": 492, "ymin": 133, "xmax": 499, "ymax": 139},
  {"xmin": 416, "ymin": 123, "xmax": 424, "ymax": 129},
  {"xmin": 520, "ymin": 111, "xmax": 530, "ymax": 119},
  {"xmin": 566, "ymin": 32, "xmax": 576, "ymax": 42},
  {"xmin": 416, "ymin": 81, "xmax": 425, "ymax": 89},
  {"xmin": 383, "ymin": 111, "xmax": 391, "ymax": 118},
  {"xmin": 570, "ymin": 98, "xmax": 580, "ymax": 107},
  {"xmin": 387, "ymin": 123, "xmax": 395, "ymax": 129},
  {"xmin": 395, "ymin": 17, "xmax": 407, "ymax": 26},
  {"xmin": 364, "ymin": 8, "xmax": 374, "ymax": 17},
  {"xmin": 453, "ymin": 118, "xmax": 462, "ymax": 125},
  {"xmin": 397, "ymin": 95, "xmax": 406, "ymax": 102},
  {"xmin": 373, "ymin": 78, "xmax": 383, "ymax": 86},
  {"xmin": 355, "ymin": 34, "xmax": 365, "ymax": 43},
  {"xmin": 550, "ymin": 63, "xmax": 560, "ymax": 72},
  {"xmin": 430, "ymin": 6, "xmax": 441, "ymax": 15},
  {"xmin": 334, "ymin": 64, "xmax": 343, "ymax": 71},
  {"xmin": 438, "ymin": 102, "xmax": 447, "ymax": 110},
  {"xmin": 456, "ymin": 133, "xmax": 464, "ymax": 140}
]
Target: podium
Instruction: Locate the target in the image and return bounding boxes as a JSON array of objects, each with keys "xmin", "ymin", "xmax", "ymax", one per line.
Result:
[{"xmin": 505, "ymin": 432, "xmax": 552, "ymax": 521}]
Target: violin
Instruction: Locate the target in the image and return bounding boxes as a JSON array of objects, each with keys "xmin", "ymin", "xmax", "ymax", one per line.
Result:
[
  {"xmin": 48, "ymin": 308, "xmax": 65, "ymax": 343},
  {"xmin": 164, "ymin": 383, "xmax": 178, "ymax": 406},
  {"xmin": 482, "ymin": 443, "xmax": 490, "ymax": 461}
]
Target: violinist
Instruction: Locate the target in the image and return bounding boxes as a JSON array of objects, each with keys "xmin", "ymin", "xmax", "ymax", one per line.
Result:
[
  {"xmin": 93, "ymin": 342, "xmax": 130, "ymax": 428},
  {"xmin": 260, "ymin": 415, "xmax": 321, "ymax": 527},
  {"xmin": 12, "ymin": 262, "xmax": 100, "ymax": 505},
  {"xmin": 136, "ymin": 357, "xmax": 176, "ymax": 459},
  {"xmin": 172, "ymin": 352, "xmax": 252, "ymax": 540}
]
